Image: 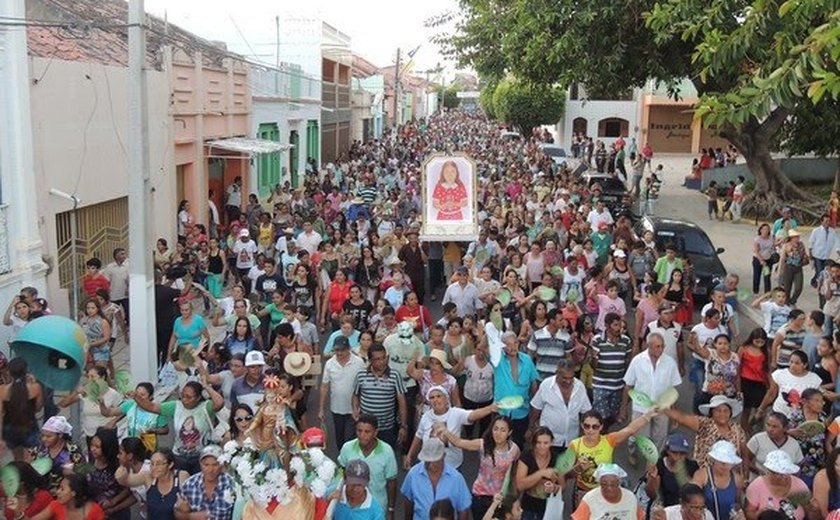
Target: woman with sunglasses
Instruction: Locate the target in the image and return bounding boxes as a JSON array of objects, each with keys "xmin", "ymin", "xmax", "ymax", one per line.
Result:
[
  {"xmin": 224, "ymin": 403, "xmax": 254, "ymax": 445},
  {"xmin": 567, "ymin": 409, "xmax": 658, "ymax": 505},
  {"xmin": 115, "ymin": 448, "xmax": 189, "ymax": 520}
]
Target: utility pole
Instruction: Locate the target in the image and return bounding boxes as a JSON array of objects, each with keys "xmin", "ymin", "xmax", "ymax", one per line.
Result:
[
  {"xmin": 128, "ymin": 0, "xmax": 157, "ymax": 384},
  {"xmin": 393, "ymin": 48, "xmax": 401, "ymax": 127}
]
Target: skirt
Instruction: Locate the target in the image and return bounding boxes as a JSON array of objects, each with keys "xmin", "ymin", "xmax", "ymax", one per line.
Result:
[{"xmin": 741, "ymin": 378, "xmax": 767, "ymax": 409}]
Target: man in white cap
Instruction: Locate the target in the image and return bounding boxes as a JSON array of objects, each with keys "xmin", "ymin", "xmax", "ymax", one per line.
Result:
[
  {"xmin": 232, "ymin": 228, "xmax": 257, "ymax": 293},
  {"xmin": 334, "ymin": 459, "xmax": 386, "ymax": 519},
  {"xmin": 571, "ymin": 463, "xmax": 642, "ymax": 520},
  {"xmin": 177, "ymin": 445, "xmax": 236, "ymax": 520},
  {"xmin": 400, "ymin": 437, "xmax": 471, "ymax": 520},
  {"xmin": 229, "ymin": 351, "xmax": 266, "ymax": 411}
]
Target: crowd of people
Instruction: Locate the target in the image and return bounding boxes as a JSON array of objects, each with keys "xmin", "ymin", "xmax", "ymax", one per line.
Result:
[{"xmin": 1, "ymin": 110, "xmax": 839, "ymax": 520}]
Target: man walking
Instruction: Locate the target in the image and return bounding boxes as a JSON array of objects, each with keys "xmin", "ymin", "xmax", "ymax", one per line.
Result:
[
  {"xmin": 353, "ymin": 344, "xmax": 408, "ymax": 447},
  {"xmin": 224, "ymin": 176, "xmax": 243, "ymax": 224},
  {"xmin": 808, "ymin": 213, "xmax": 838, "ymax": 287},
  {"xmin": 320, "ymin": 336, "xmax": 366, "ymax": 449},
  {"xmin": 338, "ymin": 415, "xmax": 399, "ymax": 515},
  {"xmin": 104, "ymin": 247, "xmax": 130, "ymax": 327}
]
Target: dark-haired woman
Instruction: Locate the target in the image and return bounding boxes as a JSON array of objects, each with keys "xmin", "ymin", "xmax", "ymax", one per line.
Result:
[
  {"xmin": 442, "ymin": 415, "xmax": 521, "ymax": 520},
  {"xmin": 223, "ymin": 403, "xmax": 254, "ymax": 445},
  {"xmin": 116, "ymin": 448, "xmax": 188, "ymax": 520},
  {"xmin": 223, "ymin": 317, "xmax": 257, "ymax": 356},
  {"xmin": 739, "ymin": 328, "xmax": 770, "ymax": 432},
  {"xmin": 9, "ymin": 474, "xmax": 105, "ymax": 520},
  {"xmin": 813, "ymin": 448, "xmax": 840, "ymax": 517},
  {"xmin": 99, "ymin": 382, "xmax": 167, "ymax": 454},
  {"xmin": 789, "ymin": 388, "xmax": 828, "ymax": 487},
  {"xmin": 515, "ymin": 427, "xmax": 560, "ymax": 520},
  {"xmin": 86, "ymin": 428, "xmax": 133, "ymax": 520},
  {"xmin": 34, "ymin": 415, "xmax": 85, "ymax": 495},
  {"xmin": 114, "ymin": 437, "xmax": 150, "ymax": 511},
  {"xmin": 0, "ymin": 357, "xmax": 42, "ymax": 457},
  {"xmin": 2, "ymin": 462, "xmax": 52, "ymax": 520}
]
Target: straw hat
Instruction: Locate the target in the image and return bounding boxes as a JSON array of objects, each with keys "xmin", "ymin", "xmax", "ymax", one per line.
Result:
[
  {"xmin": 428, "ymin": 349, "xmax": 452, "ymax": 370},
  {"xmin": 283, "ymin": 352, "xmax": 312, "ymax": 376}
]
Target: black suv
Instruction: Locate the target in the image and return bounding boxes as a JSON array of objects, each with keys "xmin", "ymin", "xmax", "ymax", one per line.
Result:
[{"xmin": 634, "ymin": 215, "xmax": 727, "ymax": 300}]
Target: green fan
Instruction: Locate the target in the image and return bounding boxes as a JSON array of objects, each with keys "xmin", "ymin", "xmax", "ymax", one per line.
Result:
[
  {"xmin": 114, "ymin": 369, "xmax": 133, "ymax": 395},
  {"xmin": 799, "ymin": 420, "xmax": 826, "ymax": 437},
  {"xmin": 475, "ymin": 248, "xmax": 490, "ymax": 266},
  {"xmin": 31, "ymin": 457, "xmax": 52, "ymax": 476},
  {"xmin": 635, "ymin": 435, "xmax": 660, "ymax": 465},
  {"xmin": 538, "ymin": 286, "xmax": 557, "ymax": 301},
  {"xmin": 497, "ymin": 289, "xmax": 512, "ymax": 308},
  {"xmin": 178, "ymin": 345, "xmax": 196, "ymax": 367},
  {"xmin": 500, "ymin": 466, "xmax": 513, "ymax": 495},
  {"xmin": 550, "ymin": 265, "xmax": 564, "ymax": 277},
  {"xmin": 628, "ymin": 389, "xmax": 654, "ymax": 408},
  {"xmin": 554, "ymin": 448, "xmax": 577, "ymax": 475},
  {"xmin": 1, "ymin": 465, "xmax": 20, "ymax": 497},
  {"xmin": 496, "ymin": 395, "xmax": 525, "ymax": 410},
  {"xmin": 656, "ymin": 388, "xmax": 679, "ymax": 409},
  {"xmin": 85, "ymin": 378, "xmax": 108, "ymax": 403},
  {"xmin": 737, "ymin": 287, "xmax": 753, "ymax": 302},
  {"xmin": 786, "ymin": 491, "xmax": 813, "ymax": 508}
]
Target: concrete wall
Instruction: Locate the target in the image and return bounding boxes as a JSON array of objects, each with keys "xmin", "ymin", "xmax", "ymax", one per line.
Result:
[
  {"xmin": 29, "ymin": 57, "xmax": 174, "ymax": 315},
  {"xmin": 558, "ymin": 98, "xmax": 640, "ymax": 149},
  {"xmin": 700, "ymin": 157, "xmax": 840, "ymax": 190}
]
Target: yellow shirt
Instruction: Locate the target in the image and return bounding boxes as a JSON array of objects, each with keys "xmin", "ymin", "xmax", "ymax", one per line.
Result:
[
  {"xmin": 258, "ymin": 223, "xmax": 274, "ymax": 247},
  {"xmin": 570, "ymin": 433, "xmax": 618, "ymax": 491}
]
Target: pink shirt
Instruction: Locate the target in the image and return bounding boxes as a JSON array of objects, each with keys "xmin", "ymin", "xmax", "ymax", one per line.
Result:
[
  {"xmin": 595, "ymin": 294, "xmax": 626, "ymax": 332},
  {"xmin": 472, "ymin": 440, "xmax": 521, "ymax": 497},
  {"xmin": 745, "ymin": 476, "xmax": 809, "ymax": 520}
]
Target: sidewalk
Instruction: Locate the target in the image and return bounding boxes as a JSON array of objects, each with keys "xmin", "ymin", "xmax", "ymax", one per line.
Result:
[{"xmin": 653, "ymin": 155, "xmax": 821, "ymax": 333}]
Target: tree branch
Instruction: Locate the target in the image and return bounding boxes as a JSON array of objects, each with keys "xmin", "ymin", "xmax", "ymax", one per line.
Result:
[{"xmin": 756, "ymin": 107, "xmax": 791, "ymax": 141}]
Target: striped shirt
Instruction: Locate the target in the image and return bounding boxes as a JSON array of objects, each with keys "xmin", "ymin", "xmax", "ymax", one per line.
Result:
[
  {"xmin": 354, "ymin": 368, "xmax": 406, "ymax": 430},
  {"xmin": 776, "ymin": 323, "xmax": 806, "ymax": 369},
  {"xmin": 358, "ymin": 185, "xmax": 378, "ymax": 205},
  {"xmin": 591, "ymin": 333, "xmax": 633, "ymax": 391},
  {"xmin": 527, "ymin": 326, "xmax": 571, "ymax": 380}
]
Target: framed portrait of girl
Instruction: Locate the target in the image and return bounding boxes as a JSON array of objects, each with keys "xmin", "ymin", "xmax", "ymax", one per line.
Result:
[{"xmin": 421, "ymin": 153, "xmax": 478, "ymax": 240}]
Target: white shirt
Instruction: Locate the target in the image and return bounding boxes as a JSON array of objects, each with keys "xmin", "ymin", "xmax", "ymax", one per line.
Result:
[
  {"xmin": 808, "ymin": 225, "xmax": 838, "ymax": 260},
  {"xmin": 441, "ymin": 282, "xmax": 480, "ymax": 318},
  {"xmin": 415, "ymin": 406, "xmax": 472, "ymax": 468},
  {"xmin": 226, "ymin": 184, "xmax": 241, "ymax": 207},
  {"xmin": 530, "ymin": 377, "xmax": 591, "ymax": 446},
  {"xmin": 665, "ymin": 505, "xmax": 714, "ymax": 520},
  {"xmin": 690, "ymin": 322, "xmax": 727, "ymax": 361},
  {"xmin": 645, "ymin": 320, "xmax": 683, "ymax": 362},
  {"xmin": 587, "ymin": 208, "xmax": 614, "ymax": 230},
  {"xmin": 232, "ymin": 239, "xmax": 258, "ymax": 269},
  {"xmin": 322, "ymin": 354, "xmax": 366, "ymax": 414},
  {"xmin": 208, "ymin": 199, "xmax": 220, "ymax": 225},
  {"xmin": 623, "ymin": 349, "xmax": 682, "ymax": 413},
  {"xmin": 296, "ymin": 230, "xmax": 322, "ymax": 255},
  {"xmin": 104, "ymin": 260, "xmax": 130, "ymax": 300}
]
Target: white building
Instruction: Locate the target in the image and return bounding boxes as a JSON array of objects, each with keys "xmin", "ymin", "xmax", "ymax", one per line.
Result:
[
  {"xmin": 0, "ymin": 0, "xmax": 50, "ymax": 346},
  {"xmin": 556, "ymin": 84, "xmax": 642, "ymax": 150}
]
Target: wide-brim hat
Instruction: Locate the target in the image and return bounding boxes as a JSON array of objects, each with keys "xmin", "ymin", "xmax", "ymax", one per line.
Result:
[
  {"xmin": 707, "ymin": 440, "xmax": 742, "ymax": 465},
  {"xmin": 283, "ymin": 352, "xmax": 312, "ymax": 376},
  {"xmin": 763, "ymin": 450, "xmax": 800, "ymax": 474},
  {"xmin": 428, "ymin": 349, "xmax": 452, "ymax": 370},
  {"xmin": 698, "ymin": 395, "xmax": 742, "ymax": 418}
]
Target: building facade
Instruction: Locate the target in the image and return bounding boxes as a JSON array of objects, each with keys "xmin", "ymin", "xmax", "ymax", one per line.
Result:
[
  {"xmin": 321, "ymin": 23, "xmax": 352, "ymax": 164},
  {"xmin": 0, "ymin": 0, "xmax": 49, "ymax": 345}
]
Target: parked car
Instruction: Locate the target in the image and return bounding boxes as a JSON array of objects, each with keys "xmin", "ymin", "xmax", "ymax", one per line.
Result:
[
  {"xmin": 634, "ymin": 215, "xmax": 727, "ymax": 300},
  {"xmin": 583, "ymin": 173, "xmax": 637, "ymax": 221},
  {"xmin": 500, "ymin": 131, "xmax": 521, "ymax": 141},
  {"xmin": 539, "ymin": 144, "xmax": 568, "ymax": 166}
]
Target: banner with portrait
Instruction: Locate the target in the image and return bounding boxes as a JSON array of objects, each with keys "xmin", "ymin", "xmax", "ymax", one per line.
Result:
[{"xmin": 420, "ymin": 153, "xmax": 479, "ymax": 241}]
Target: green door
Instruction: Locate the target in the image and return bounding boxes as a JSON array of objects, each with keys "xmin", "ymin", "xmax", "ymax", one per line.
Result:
[
  {"xmin": 289, "ymin": 130, "xmax": 300, "ymax": 188},
  {"xmin": 257, "ymin": 123, "xmax": 280, "ymax": 198},
  {"xmin": 306, "ymin": 120, "xmax": 319, "ymax": 167}
]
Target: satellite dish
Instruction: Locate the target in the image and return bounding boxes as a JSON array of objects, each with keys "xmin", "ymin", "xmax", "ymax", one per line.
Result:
[{"xmin": 11, "ymin": 315, "xmax": 87, "ymax": 391}]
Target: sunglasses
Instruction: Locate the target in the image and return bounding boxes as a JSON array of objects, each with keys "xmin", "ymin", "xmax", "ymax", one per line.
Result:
[{"xmin": 234, "ymin": 415, "xmax": 254, "ymax": 422}]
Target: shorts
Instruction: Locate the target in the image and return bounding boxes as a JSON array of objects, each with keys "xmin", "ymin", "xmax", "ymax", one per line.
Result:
[
  {"xmin": 593, "ymin": 387, "xmax": 622, "ymax": 422},
  {"xmin": 741, "ymin": 378, "xmax": 767, "ymax": 409}
]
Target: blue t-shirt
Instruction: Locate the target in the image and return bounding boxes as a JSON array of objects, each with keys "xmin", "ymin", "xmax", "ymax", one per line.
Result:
[
  {"xmin": 400, "ymin": 463, "xmax": 471, "ymax": 520},
  {"xmin": 323, "ymin": 330, "xmax": 361, "ymax": 355},
  {"xmin": 332, "ymin": 492, "xmax": 386, "ymax": 520},
  {"xmin": 494, "ymin": 352, "xmax": 538, "ymax": 420},
  {"xmin": 173, "ymin": 314, "xmax": 206, "ymax": 347}
]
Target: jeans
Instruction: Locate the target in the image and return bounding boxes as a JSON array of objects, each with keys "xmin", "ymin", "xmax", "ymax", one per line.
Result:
[
  {"xmin": 813, "ymin": 257, "xmax": 828, "ymax": 284},
  {"xmin": 332, "ymin": 413, "xmax": 355, "ymax": 451},
  {"xmin": 781, "ymin": 264, "xmax": 804, "ymax": 305},
  {"xmin": 472, "ymin": 495, "xmax": 495, "ymax": 520}
]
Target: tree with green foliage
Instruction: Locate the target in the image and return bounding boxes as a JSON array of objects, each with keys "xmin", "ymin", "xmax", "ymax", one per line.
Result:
[
  {"xmin": 491, "ymin": 78, "xmax": 565, "ymax": 136},
  {"xmin": 436, "ymin": 86, "xmax": 461, "ymax": 109},
  {"xmin": 780, "ymin": 99, "xmax": 840, "ymax": 191},
  {"xmin": 479, "ymin": 78, "xmax": 498, "ymax": 118},
  {"xmin": 432, "ymin": 0, "xmax": 840, "ymax": 213}
]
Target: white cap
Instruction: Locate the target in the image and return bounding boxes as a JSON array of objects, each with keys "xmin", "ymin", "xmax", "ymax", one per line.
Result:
[{"xmin": 245, "ymin": 350, "xmax": 265, "ymax": 367}]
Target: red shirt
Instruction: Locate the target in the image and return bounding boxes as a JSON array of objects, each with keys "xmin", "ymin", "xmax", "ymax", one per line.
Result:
[
  {"xmin": 4, "ymin": 489, "xmax": 52, "ymax": 520},
  {"xmin": 328, "ymin": 281, "xmax": 353, "ymax": 315},
  {"xmin": 82, "ymin": 274, "xmax": 110, "ymax": 298},
  {"xmin": 395, "ymin": 304, "xmax": 433, "ymax": 333},
  {"xmin": 48, "ymin": 500, "xmax": 105, "ymax": 520}
]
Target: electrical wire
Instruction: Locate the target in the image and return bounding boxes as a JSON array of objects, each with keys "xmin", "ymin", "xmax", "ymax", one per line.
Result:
[
  {"xmin": 70, "ymin": 62, "xmax": 99, "ymax": 198},
  {"xmin": 101, "ymin": 63, "xmax": 128, "ymax": 159}
]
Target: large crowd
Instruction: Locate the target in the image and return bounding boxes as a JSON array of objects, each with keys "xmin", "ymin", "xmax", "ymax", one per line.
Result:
[{"xmin": 1, "ymin": 110, "xmax": 838, "ymax": 520}]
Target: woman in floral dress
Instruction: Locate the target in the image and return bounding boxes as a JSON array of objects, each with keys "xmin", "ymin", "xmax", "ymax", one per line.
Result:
[{"xmin": 789, "ymin": 387, "xmax": 828, "ymax": 488}]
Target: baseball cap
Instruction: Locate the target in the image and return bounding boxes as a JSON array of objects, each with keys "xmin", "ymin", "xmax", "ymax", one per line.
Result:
[
  {"xmin": 333, "ymin": 336, "xmax": 350, "ymax": 350},
  {"xmin": 613, "ymin": 249, "xmax": 626, "ymax": 258},
  {"xmin": 667, "ymin": 433, "xmax": 690, "ymax": 453},
  {"xmin": 345, "ymin": 459, "xmax": 371, "ymax": 486},
  {"xmin": 301, "ymin": 427, "xmax": 326, "ymax": 448},
  {"xmin": 239, "ymin": 229, "xmax": 250, "ymax": 238},
  {"xmin": 658, "ymin": 302, "xmax": 675, "ymax": 313},
  {"xmin": 598, "ymin": 221, "xmax": 608, "ymax": 231},
  {"xmin": 456, "ymin": 266, "xmax": 469, "ymax": 275},
  {"xmin": 200, "ymin": 445, "xmax": 223, "ymax": 461},
  {"xmin": 244, "ymin": 351, "xmax": 265, "ymax": 367},
  {"xmin": 418, "ymin": 437, "xmax": 445, "ymax": 462}
]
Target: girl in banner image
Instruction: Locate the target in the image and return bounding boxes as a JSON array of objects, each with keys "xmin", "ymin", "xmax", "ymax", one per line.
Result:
[{"xmin": 432, "ymin": 160, "xmax": 469, "ymax": 221}]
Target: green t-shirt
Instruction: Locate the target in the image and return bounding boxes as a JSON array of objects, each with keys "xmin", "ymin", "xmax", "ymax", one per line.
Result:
[
  {"xmin": 264, "ymin": 303, "xmax": 285, "ymax": 330},
  {"xmin": 120, "ymin": 400, "xmax": 167, "ymax": 437}
]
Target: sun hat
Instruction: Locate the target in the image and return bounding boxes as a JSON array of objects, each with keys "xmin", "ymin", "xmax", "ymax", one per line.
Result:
[
  {"xmin": 200, "ymin": 444, "xmax": 223, "ymax": 461},
  {"xmin": 244, "ymin": 351, "xmax": 265, "ymax": 367},
  {"xmin": 787, "ymin": 229, "xmax": 802, "ymax": 238},
  {"xmin": 239, "ymin": 228, "xmax": 250, "ymax": 238},
  {"xmin": 42, "ymin": 415, "xmax": 72, "ymax": 436},
  {"xmin": 698, "ymin": 395, "xmax": 742, "ymax": 418},
  {"xmin": 707, "ymin": 440, "xmax": 742, "ymax": 465},
  {"xmin": 345, "ymin": 459, "xmax": 371, "ymax": 486},
  {"xmin": 613, "ymin": 249, "xmax": 626, "ymax": 258},
  {"xmin": 428, "ymin": 349, "xmax": 452, "ymax": 370},
  {"xmin": 283, "ymin": 351, "xmax": 312, "ymax": 376},
  {"xmin": 666, "ymin": 433, "xmax": 691, "ymax": 453},
  {"xmin": 593, "ymin": 463, "xmax": 628, "ymax": 480},
  {"xmin": 418, "ymin": 437, "xmax": 446, "ymax": 462},
  {"xmin": 763, "ymin": 450, "xmax": 800, "ymax": 474}
]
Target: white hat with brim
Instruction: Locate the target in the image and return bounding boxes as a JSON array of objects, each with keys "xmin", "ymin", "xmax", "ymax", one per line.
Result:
[
  {"xmin": 283, "ymin": 352, "xmax": 312, "ymax": 376},
  {"xmin": 42, "ymin": 415, "xmax": 72, "ymax": 436},
  {"xmin": 763, "ymin": 450, "xmax": 800, "ymax": 474},
  {"xmin": 428, "ymin": 349, "xmax": 452, "ymax": 370},
  {"xmin": 418, "ymin": 437, "xmax": 446, "ymax": 462},
  {"xmin": 707, "ymin": 440, "xmax": 742, "ymax": 465},
  {"xmin": 698, "ymin": 395, "xmax": 742, "ymax": 418},
  {"xmin": 593, "ymin": 463, "xmax": 627, "ymax": 481}
]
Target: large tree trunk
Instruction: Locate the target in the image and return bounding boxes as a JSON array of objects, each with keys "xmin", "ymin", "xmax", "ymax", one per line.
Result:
[
  {"xmin": 719, "ymin": 107, "xmax": 815, "ymax": 216},
  {"xmin": 834, "ymin": 157, "xmax": 840, "ymax": 192}
]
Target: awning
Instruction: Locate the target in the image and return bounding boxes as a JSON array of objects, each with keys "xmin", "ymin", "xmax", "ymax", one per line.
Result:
[{"xmin": 205, "ymin": 137, "xmax": 292, "ymax": 156}]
